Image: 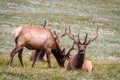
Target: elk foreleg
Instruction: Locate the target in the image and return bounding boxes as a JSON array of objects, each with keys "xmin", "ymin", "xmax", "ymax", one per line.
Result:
[{"xmin": 46, "ymin": 48, "xmax": 51, "ymax": 68}]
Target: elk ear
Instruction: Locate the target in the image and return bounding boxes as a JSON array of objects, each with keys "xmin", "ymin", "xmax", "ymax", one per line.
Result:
[{"xmin": 65, "ymin": 54, "xmax": 71, "ymax": 60}]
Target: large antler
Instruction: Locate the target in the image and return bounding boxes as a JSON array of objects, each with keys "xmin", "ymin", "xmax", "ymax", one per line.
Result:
[
  {"xmin": 65, "ymin": 42, "xmax": 75, "ymax": 59},
  {"xmin": 86, "ymin": 25, "xmax": 99, "ymax": 45},
  {"xmin": 54, "ymin": 28, "xmax": 67, "ymax": 46},
  {"xmin": 67, "ymin": 26, "xmax": 80, "ymax": 44}
]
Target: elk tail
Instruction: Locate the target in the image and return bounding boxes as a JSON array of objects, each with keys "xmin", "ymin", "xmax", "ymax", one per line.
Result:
[{"xmin": 12, "ymin": 26, "xmax": 23, "ymax": 39}]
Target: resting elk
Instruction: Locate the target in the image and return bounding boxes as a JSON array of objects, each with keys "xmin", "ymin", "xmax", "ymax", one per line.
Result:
[
  {"xmin": 66, "ymin": 26, "xmax": 99, "ymax": 72},
  {"xmin": 10, "ymin": 25, "xmax": 68, "ymax": 68}
]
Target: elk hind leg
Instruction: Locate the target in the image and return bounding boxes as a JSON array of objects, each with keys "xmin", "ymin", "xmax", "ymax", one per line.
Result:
[
  {"xmin": 18, "ymin": 48, "xmax": 24, "ymax": 67},
  {"xmin": 9, "ymin": 46, "xmax": 23, "ymax": 67}
]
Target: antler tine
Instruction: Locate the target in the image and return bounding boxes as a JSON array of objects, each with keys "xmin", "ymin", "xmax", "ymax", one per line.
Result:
[
  {"xmin": 67, "ymin": 26, "xmax": 78, "ymax": 44},
  {"xmin": 59, "ymin": 28, "xmax": 67, "ymax": 37},
  {"xmin": 54, "ymin": 30, "xmax": 59, "ymax": 37},
  {"xmin": 66, "ymin": 42, "xmax": 75, "ymax": 59},
  {"xmin": 54, "ymin": 30, "xmax": 60, "ymax": 44},
  {"xmin": 86, "ymin": 25, "xmax": 99, "ymax": 45},
  {"xmin": 68, "ymin": 26, "xmax": 71, "ymax": 34},
  {"xmin": 43, "ymin": 20, "xmax": 46, "ymax": 28},
  {"xmin": 83, "ymin": 33, "xmax": 88, "ymax": 44},
  {"xmin": 78, "ymin": 33, "xmax": 82, "ymax": 44}
]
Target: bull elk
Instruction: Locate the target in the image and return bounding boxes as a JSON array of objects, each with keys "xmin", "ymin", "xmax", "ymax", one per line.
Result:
[
  {"xmin": 29, "ymin": 28, "xmax": 67, "ymax": 62},
  {"xmin": 10, "ymin": 25, "xmax": 68, "ymax": 68},
  {"xmin": 66, "ymin": 26, "xmax": 99, "ymax": 72}
]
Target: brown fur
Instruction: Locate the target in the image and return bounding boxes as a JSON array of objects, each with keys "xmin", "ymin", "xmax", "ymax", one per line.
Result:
[
  {"xmin": 66, "ymin": 54, "xmax": 93, "ymax": 72},
  {"xmin": 12, "ymin": 26, "xmax": 47, "ymax": 62},
  {"xmin": 66, "ymin": 26, "xmax": 98, "ymax": 72},
  {"xmin": 29, "ymin": 27, "xmax": 67, "ymax": 63},
  {"xmin": 30, "ymin": 50, "xmax": 47, "ymax": 62},
  {"xmin": 10, "ymin": 26, "xmax": 66, "ymax": 68}
]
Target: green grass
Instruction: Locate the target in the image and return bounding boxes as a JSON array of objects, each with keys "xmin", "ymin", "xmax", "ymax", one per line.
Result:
[
  {"xmin": 0, "ymin": 0, "xmax": 120, "ymax": 79},
  {"xmin": 0, "ymin": 54, "xmax": 120, "ymax": 80}
]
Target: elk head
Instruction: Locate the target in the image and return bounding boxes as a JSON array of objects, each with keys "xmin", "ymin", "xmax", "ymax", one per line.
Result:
[
  {"xmin": 52, "ymin": 28, "xmax": 68, "ymax": 67},
  {"xmin": 66, "ymin": 25, "xmax": 99, "ymax": 56}
]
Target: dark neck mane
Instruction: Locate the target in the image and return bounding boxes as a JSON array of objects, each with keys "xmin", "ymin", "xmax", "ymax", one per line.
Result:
[
  {"xmin": 52, "ymin": 49, "xmax": 62, "ymax": 59},
  {"xmin": 53, "ymin": 40, "xmax": 62, "ymax": 55},
  {"xmin": 76, "ymin": 52, "xmax": 85, "ymax": 69},
  {"xmin": 51, "ymin": 41, "xmax": 63, "ymax": 65}
]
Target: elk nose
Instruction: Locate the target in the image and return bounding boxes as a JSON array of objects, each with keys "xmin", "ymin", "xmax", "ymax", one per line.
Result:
[{"xmin": 80, "ymin": 47, "xmax": 84, "ymax": 52}]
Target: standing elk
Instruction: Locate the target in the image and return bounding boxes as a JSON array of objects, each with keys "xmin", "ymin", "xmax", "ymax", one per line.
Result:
[
  {"xmin": 66, "ymin": 26, "xmax": 99, "ymax": 72},
  {"xmin": 10, "ymin": 25, "xmax": 69, "ymax": 68},
  {"xmin": 29, "ymin": 28, "xmax": 67, "ymax": 62},
  {"xmin": 12, "ymin": 21, "xmax": 47, "ymax": 62}
]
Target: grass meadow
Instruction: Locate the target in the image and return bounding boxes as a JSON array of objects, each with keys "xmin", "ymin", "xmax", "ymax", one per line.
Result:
[{"xmin": 0, "ymin": 0, "xmax": 120, "ymax": 80}]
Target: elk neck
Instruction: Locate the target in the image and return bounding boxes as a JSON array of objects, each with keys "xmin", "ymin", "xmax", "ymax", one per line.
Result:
[
  {"xmin": 54, "ymin": 39, "xmax": 63, "ymax": 53},
  {"xmin": 76, "ymin": 51, "xmax": 85, "ymax": 69},
  {"xmin": 51, "ymin": 39, "xmax": 63, "ymax": 60}
]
